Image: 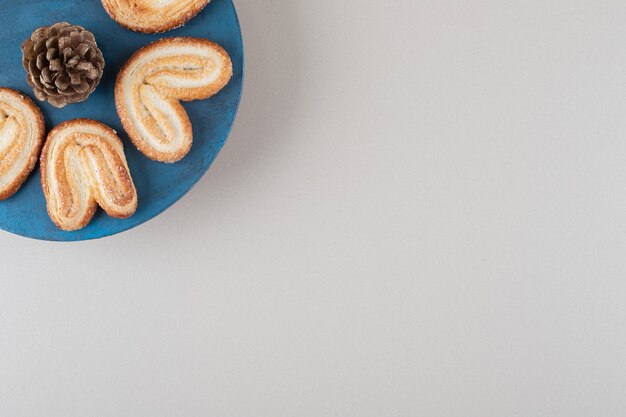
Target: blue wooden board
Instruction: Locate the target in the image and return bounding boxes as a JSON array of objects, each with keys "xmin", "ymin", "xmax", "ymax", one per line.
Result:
[{"xmin": 0, "ymin": 0, "xmax": 243, "ymax": 241}]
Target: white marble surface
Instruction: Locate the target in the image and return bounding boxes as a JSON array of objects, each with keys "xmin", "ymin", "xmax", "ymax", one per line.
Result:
[{"xmin": 2, "ymin": 0, "xmax": 626, "ymax": 415}]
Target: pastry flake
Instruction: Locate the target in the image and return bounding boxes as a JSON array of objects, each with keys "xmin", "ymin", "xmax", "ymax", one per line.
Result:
[
  {"xmin": 101, "ymin": 0, "xmax": 211, "ymax": 34},
  {"xmin": 40, "ymin": 119, "xmax": 138, "ymax": 231},
  {"xmin": 115, "ymin": 37, "xmax": 232, "ymax": 162},
  {"xmin": 0, "ymin": 88, "xmax": 45, "ymax": 200}
]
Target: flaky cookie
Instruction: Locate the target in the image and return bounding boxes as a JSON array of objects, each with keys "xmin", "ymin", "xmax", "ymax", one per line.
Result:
[
  {"xmin": 0, "ymin": 88, "xmax": 45, "ymax": 200},
  {"xmin": 115, "ymin": 37, "xmax": 232, "ymax": 162},
  {"xmin": 101, "ymin": 0, "xmax": 210, "ymax": 34},
  {"xmin": 40, "ymin": 119, "xmax": 138, "ymax": 231}
]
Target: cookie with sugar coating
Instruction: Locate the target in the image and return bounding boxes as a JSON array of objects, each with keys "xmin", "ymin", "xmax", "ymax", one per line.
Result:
[
  {"xmin": 40, "ymin": 119, "xmax": 138, "ymax": 231},
  {"xmin": 101, "ymin": 0, "xmax": 211, "ymax": 34},
  {"xmin": 115, "ymin": 37, "xmax": 232, "ymax": 163},
  {"xmin": 0, "ymin": 88, "xmax": 45, "ymax": 200}
]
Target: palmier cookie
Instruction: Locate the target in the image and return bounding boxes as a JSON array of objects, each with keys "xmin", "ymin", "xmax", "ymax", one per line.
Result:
[
  {"xmin": 0, "ymin": 88, "xmax": 45, "ymax": 200},
  {"xmin": 115, "ymin": 37, "xmax": 232, "ymax": 163},
  {"xmin": 101, "ymin": 0, "xmax": 210, "ymax": 34},
  {"xmin": 40, "ymin": 119, "xmax": 138, "ymax": 231}
]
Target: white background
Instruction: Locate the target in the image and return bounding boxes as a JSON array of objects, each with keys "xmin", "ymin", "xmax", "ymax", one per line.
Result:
[{"xmin": 2, "ymin": 0, "xmax": 626, "ymax": 415}]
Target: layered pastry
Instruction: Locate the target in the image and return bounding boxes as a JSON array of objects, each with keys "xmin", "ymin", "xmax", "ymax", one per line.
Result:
[
  {"xmin": 40, "ymin": 119, "xmax": 137, "ymax": 231},
  {"xmin": 115, "ymin": 37, "xmax": 232, "ymax": 162},
  {"xmin": 0, "ymin": 88, "xmax": 45, "ymax": 200},
  {"xmin": 101, "ymin": 0, "xmax": 211, "ymax": 33}
]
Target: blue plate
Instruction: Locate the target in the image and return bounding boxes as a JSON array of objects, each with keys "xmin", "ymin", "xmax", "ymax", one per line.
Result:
[{"xmin": 0, "ymin": 0, "xmax": 243, "ymax": 241}]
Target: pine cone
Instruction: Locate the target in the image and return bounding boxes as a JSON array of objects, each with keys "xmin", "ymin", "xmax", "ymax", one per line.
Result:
[{"xmin": 21, "ymin": 23, "xmax": 105, "ymax": 108}]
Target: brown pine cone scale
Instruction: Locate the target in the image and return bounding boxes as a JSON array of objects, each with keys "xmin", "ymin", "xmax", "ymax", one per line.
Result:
[{"xmin": 21, "ymin": 23, "xmax": 105, "ymax": 108}]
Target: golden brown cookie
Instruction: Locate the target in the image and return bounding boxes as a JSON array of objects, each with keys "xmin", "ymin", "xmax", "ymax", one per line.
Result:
[
  {"xmin": 101, "ymin": 0, "xmax": 211, "ymax": 34},
  {"xmin": 115, "ymin": 37, "xmax": 232, "ymax": 162},
  {"xmin": 0, "ymin": 88, "xmax": 45, "ymax": 200},
  {"xmin": 40, "ymin": 119, "xmax": 138, "ymax": 231}
]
